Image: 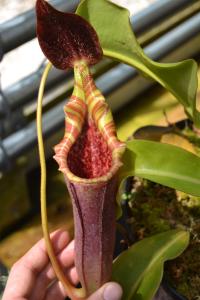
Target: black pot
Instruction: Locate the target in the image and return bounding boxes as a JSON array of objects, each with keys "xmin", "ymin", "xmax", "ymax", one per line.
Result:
[
  {"xmin": 153, "ymin": 283, "xmax": 187, "ymax": 300},
  {"xmin": 162, "ymin": 280, "xmax": 188, "ymax": 300}
]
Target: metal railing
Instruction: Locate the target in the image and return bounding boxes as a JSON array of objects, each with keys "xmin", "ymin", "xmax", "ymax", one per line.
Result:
[
  {"xmin": 0, "ymin": 0, "xmax": 197, "ymax": 135},
  {"xmin": 0, "ymin": 0, "xmax": 199, "ymax": 173},
  {"xmin": 0, "ymin": 0, "xmax": 79, "ymax": 56}
]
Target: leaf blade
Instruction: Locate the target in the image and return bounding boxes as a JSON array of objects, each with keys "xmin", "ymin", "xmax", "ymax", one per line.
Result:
[
  {"xmin": 122, "ymin": 139, "xmax": 200, "ymax": 197},
  {"xmin": 112, "ymin": 230, "xmax": 189, "ymax": 300},
  {"xmin": 76, "ymin": 0, "xmax": 199, "ymax": 126}
]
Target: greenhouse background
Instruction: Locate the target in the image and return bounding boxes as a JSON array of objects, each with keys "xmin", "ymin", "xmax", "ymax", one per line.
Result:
[{"xmin": 0, "ymin": 0, "xmax": 200, "ymax": 299}]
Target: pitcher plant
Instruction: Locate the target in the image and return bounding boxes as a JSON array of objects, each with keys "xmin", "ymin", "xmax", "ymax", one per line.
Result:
[{"xmin": 36, "ymin": 1, "xmax": 200, "ymax": 300}]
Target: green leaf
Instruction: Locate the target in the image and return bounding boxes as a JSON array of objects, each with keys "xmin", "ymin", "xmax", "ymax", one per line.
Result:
[
  {"xmin": 76, "ymin": 0, "xmax": 199, "ymax": 126},
  {"xmin": 121, "ymin": 139, "xmax": 200, "ymax": 196},
  {"xmin": 112, "ymin": 229, "xmax": 189, "ymax": 300}
]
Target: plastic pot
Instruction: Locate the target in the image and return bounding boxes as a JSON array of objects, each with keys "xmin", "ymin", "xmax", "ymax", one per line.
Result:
[{"xmin": 162, "ymin": 280, "xmax": 188, "ymax": 300}]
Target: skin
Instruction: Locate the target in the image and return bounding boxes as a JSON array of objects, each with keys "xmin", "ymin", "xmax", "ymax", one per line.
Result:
[{"xmin": 2, "ymin": 230, "xmax": 122, "ymax": 300}]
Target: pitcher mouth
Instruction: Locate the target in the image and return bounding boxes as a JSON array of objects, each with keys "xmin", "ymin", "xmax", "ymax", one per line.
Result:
[
  {"xmin": 54, "ymin": 120, "xmax": 123, "ymax": 184},
  {"xmin": 54, "ymin": 62, "xmax": 125, "ymax": 184}
]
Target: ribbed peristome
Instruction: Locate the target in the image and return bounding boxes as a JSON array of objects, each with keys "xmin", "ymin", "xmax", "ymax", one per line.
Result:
[{"xmin": 54, "ymin": 61, "xmax": 125, "ymax": 183}]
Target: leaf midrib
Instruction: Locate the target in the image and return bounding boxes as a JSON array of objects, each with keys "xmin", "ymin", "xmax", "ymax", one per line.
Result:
[
  {"xmin": 129, "ymin": 231, "xmax": 186, "ymax": 299},
  {"xmin": 135, "ymin": 168, "xmax": 200, "ymax": 186}
]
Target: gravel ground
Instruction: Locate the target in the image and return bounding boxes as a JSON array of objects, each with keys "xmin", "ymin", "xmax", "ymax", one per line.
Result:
[{"xmin": 0, "ymin": 0, "xmax": 157, "ymax": 89}]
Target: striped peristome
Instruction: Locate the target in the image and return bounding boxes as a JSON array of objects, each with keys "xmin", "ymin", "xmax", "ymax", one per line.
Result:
[{"xmin": 54, "ymin": 61, "xmax": 125, "ymax": 183}]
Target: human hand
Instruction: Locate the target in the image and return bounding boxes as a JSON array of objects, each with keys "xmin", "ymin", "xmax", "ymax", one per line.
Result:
[{"xmin": 2, "ymin": 229, "xmax": 122, "ymax": 300}]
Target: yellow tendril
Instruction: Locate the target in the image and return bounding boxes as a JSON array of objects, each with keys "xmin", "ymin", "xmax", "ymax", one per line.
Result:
[{"xmin": 36, "ymin": 62, "xmax": 86, "ymax": 300}]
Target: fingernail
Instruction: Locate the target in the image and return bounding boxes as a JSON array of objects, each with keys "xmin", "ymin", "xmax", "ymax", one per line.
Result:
[{"xmin": 103, "ymin": 283, "xmax": 123, "ymax": 300}]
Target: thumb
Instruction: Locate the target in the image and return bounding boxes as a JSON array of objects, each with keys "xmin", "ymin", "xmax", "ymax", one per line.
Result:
[{"xmin": 87, "ymin": 282, "xmax": 123, "ymax": 300}]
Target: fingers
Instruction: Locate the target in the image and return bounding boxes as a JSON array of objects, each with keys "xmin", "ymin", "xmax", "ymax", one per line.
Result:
[
  {"xmin": 87, "ymin": 282, "xmax": 123, "ymax": 300},
  {"xmin": 22, "ymin": 229, "xmax": 71, "ymax": 274},
  {"xmin": 45, "ymin": 267, "xmax": 79, "ymax": 300},
  {"xmin": 30, "ymin": 240, "xmax": 77, "ymax": 300},
  {"xmin": 36, "ymin": 240, "xmax": 75, "ymax": 286},
  {"xmin": 36, "ymin": 280, "xmax": 122, "ymax": 300},
  {"xmin": 45, "ymin": 281, "xmax": 66, "ymax": 300},
  {"xmin": 2, "ymin": 230, "xmax": 70, "ymax": 300}
]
